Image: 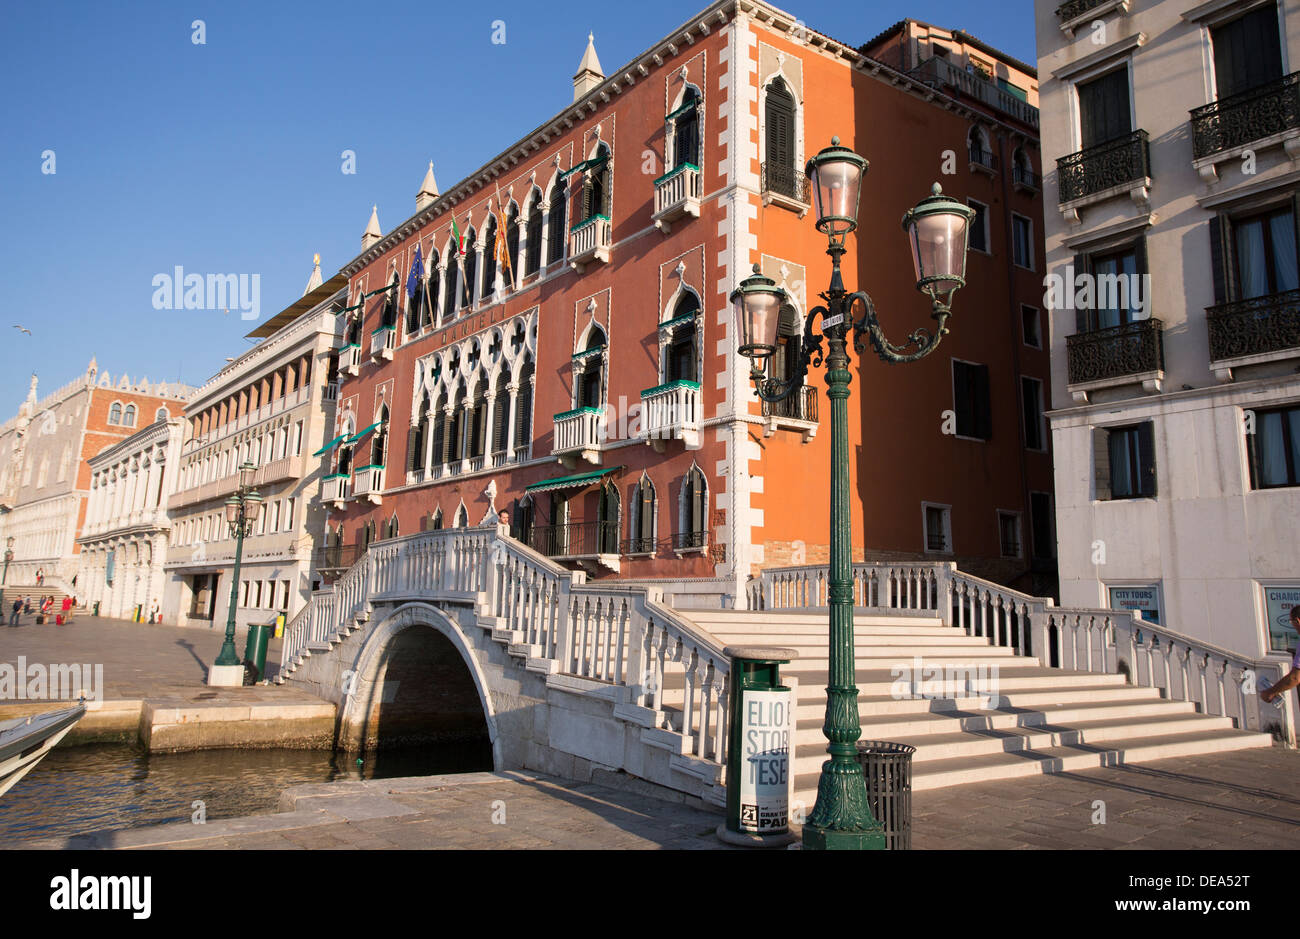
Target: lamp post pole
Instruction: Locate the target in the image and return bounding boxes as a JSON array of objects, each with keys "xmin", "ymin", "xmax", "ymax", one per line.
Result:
[
  {"xmin": 213, "ymin": 464, "xmax": 262, "ymax": 671},
  {"xmin": 3, "ymin": 537, "xmax": 13, "ymax": 587},
  {"xmin": 733, "ymin": 138, "xmax": 974, "ymax": 850}
]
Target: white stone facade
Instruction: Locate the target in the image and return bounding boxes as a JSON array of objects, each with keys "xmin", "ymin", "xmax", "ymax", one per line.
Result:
[
  {"xmin": 77, "ymin": 418, "xmax": 183, "ymax": 619},
  {"xmin": 1036, "ymin": 0, "xmax": 1300, "ymax": 662}
]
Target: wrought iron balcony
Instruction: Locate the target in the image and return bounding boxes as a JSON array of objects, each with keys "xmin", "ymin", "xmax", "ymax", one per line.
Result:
[
  {"xmin": 530, "ymin": 520, "xmax": 620, "ymax": 560},
  {"xmin": 1206, "ymin": 289, "xmax": 1300, "ymax": 364},
  {"xmin": 760, "ymin": 382, "xmax": 819, "ymax": 441},
  {"xmin": 639, "ymin": 379, "xmax": 701, "ymax": 449},
  {"xmin": 907, "ymin": 56, "xmax": 1040, "ymax": 128},
  {"xmin": 1191, "ymin": 72, "xmax": 1300, "ymax": 160},
  {"xmin": 623, "ymin": 535, "xmax": 657, "ymax": 555},
  {"xmin": 1057, "ymin": 130, "xmax": 1151, "ymax": 205},
  {"xmin": 1066, "ymin": 319, "xmax": 1165, "ymax": 386},
  {"xmin": 652, "ymin": 163, "xmax": 701, "ymax": 231},
  {"xmin": 761, "ymin": 162, "xmax": 811, "ymax": 209},
  {"xmin": 672, "ymin": 530, "xmax": 707, "ymax": 551},
  {"xmin": 1013, "ymin": 165, "xmax": 1039, "ymax": 191},
  {"xmin": 969, "ymin": 147, "xmax": 998, "ymax": 173},
  {"xmin": 1055, "ymin": 0, "xmax": 1115, "ymax": 21},
  {"xmin": 314, "ymin": 543, "xmax": 362, "ymax": 572}
]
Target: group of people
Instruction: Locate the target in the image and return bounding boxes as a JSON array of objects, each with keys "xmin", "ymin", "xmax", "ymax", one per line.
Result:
[{"xmin": 7, "ymin": 594, "xmax": 75, "ymax": 626}]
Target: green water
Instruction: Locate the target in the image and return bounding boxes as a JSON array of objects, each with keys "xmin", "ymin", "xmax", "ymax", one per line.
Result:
[{"xmin": 0, "ymin": 740, "xmax": 492, "ymax": 844}]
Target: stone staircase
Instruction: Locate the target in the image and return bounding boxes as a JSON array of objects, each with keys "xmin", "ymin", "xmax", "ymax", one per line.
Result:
[{"xmin": 673, "ymin": 609, "xmax": 1275, "ymax": 802}]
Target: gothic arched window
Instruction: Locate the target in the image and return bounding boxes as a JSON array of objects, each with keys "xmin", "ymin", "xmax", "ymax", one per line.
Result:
[{"xmin": 547, "ymin": 180, "xmax": 567, "ymax": 265}]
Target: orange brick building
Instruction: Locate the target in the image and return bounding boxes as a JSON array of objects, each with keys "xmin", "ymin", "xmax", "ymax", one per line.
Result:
[{"xmin": 320, "ymin": 1, "xmax": 1053, "ymax": 606}]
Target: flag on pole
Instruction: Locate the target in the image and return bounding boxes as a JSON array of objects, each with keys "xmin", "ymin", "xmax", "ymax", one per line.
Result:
[
  {"xmin": 493, "ymin": 191, "xmax": 515, "ymax": 289},
  {"xmin": 406, "ymin": 243, "xmax": 424, "ymax": 299},
  {"xmin": 451, "ymin": 217, "xmax": 465, "ymax": 258}
]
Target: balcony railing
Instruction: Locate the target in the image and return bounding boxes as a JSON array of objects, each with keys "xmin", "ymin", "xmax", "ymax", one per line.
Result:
[
  {"xmin": 371, "ymin": 325, "xmax": 396, "ymax": 360},
  {"xmin": 1057, "ymin": 130, "xmax": 1150, "ymax": 205},
  {"xmin": 568, "ymin": 215, "xmax": 611, "ymax": 268},
  {"xmin": 969, "ymin": 147, "xmax": 998, "ymax": 171},
  {"xmin": 1013, "ymin": 165, "xmax": 1039, "ymax": 190},
  {"xmin": 1191, "ymin": 72, "xmax": 1300, "ymax": 160},
  {"xmin": 760, "ymin": 383, "xmax": 819, "ymax": 423},
  {"xmin": 353, "ymin": 464, "xmax": 384, "ymax": 500},
  {"xmin": 908, "ymin": 56, "xmax": 1040, "ymax": 128},
  {"xmin": 491, "ymin": 448, "xmax": 509, "ymax": 468},
  {"xmin": 553, "ymin": 406, "xmax": 604, "ymax": 458},
  {"xmin": 672, "ymin": 530, "xmax": 707, "ymax": 551},
  {"xmin": 639, "ymin": 379, "xmax": 701, "ymax": 445},
  {"xmin": 652, "ymin": 163, "xmax": 702, "ymax": 229},
  {"xmin": 322, "ymin": 473, "xmax": 350, "ymax": 505},
  {"xmin": 1055, "ymin": 0, "xmax": 1115, "ymax": 21},
  {"xmin": 529, "ymin": 520, "xmax": 619, "ymax": 558},
  {"xmin": 1066, "ymin": 319, "xmax": 1165, "ymax": 385},
  {"xmin": 314, "ymin": 543, "xmax": 363, "ymax": 572},
  {"xmin": 1206, "ymin": 289, "xmax": 1300, "ymax": 363},
  {"xmin": 341, "ymin": 343, "xmax": 362, "ymax": 376},
  {"xmin": 761, "ymin": 162, "xmax": 811, "ymax": 205}
]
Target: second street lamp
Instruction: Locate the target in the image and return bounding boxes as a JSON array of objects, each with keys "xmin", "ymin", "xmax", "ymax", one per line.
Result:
[
  {"xmin": 733, "ymin": 137, "xmax": 973, "ymax": 850},
  {"xmin": 210, "ymin": 463, "xmax": 263, "ymax": 684}
]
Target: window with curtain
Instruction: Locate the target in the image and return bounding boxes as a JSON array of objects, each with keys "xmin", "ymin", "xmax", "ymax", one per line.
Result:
[
  {"xmin": 1097, "ymin": 422, "xmax": 1157, "ymax": 499},
  {"xmin": 1232, "ymin": 206, "xmax": 1298, "ymax": 299},
  {"xmin": 1212, "ymin": 3, "xmax": 1283, "ymax": 100},
  {"xmin": 1089, "ymin": 244, "xmax": 1142, "ymax": 329},
  {"xmin": 1248, "ymin": 405, "xmax": 1300, "ymax": 488}
]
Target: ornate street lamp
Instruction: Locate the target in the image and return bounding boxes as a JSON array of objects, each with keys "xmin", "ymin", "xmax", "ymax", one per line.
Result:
[
  {"xmin": 212, "ymin": 463, "xmax": 263, "ymax": 676},
  {"xmin": 733, "ymin": 138, "xmax": 973, "ymax": 850},
  {"xmin": 3, "ymin": 536, "xmax": 13, "ymax": 586}
]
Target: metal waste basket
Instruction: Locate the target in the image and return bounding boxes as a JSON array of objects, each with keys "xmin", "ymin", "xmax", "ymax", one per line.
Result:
[
  {"xmin": 93, "ymin": 601, "xmax": 100, "ymax": 616},
  {"xmin": 243, "ymin": 622, "xmax": 272, "ymax": 683},
  {"xmin": 855, "ymin": 740, "xmax": 916, "ymax": 850}
]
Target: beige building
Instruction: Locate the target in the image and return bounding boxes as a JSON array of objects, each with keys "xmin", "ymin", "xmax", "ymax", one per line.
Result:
[
  {"xmin": 1036, "ymin": 0, "xmax": 1300, "ymax": 662},
  {"xmin": 162, "ymin": 260, "xmax": 346, "ymax": 635},
  {"xmin": 77, "ymin": 416, "xmax": 184, "ymax": 619}
]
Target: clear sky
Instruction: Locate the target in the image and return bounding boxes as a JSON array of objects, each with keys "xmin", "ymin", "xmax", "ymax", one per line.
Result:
[{"xmin": 0, "ymin": 0, "xmax": 1035, "ymax": 411}]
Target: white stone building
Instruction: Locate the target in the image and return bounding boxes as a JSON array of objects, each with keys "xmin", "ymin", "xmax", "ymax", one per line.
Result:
[
  {"xmin": 162, "ymin": 260, "xmax": 346, "ymax": 636},
  {"xmin": 1036, "ymin": 0, "xmax": 1300, "ymax": 662},
  {"xmin": 77, "ymin": 417, "xmax": 184, "ymax": 619}
]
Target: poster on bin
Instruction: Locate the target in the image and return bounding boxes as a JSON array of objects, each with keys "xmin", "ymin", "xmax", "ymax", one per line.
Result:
[{"xmin": 738, "ymin": 688, "xmax": 792, "ymax": 834}]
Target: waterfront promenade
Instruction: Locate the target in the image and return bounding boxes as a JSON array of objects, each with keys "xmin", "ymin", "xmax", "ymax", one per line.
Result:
[{"xmin": 0, "ymin": 615, "xmax": 334, "ymax": 748}]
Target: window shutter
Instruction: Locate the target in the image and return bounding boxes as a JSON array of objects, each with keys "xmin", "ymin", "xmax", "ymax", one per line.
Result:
[
  {"xmin": 1138, "ymin": 421, "xmax": 1157, "ymax": 497},
  {"xmin": 640, "ymin": 483, "xmax": 654, "ymax": 541},
  {"xmin": 406, "ymin": 425, "xmax": 418, "ymax": 473},
  {"xmin": 1245, "ymin": 412, "xmax": 1259, "ymax": 489},
  {"xmin": 1291, "ymin": 193, "xmax": 1300, "ymax": 280},
  {"xmin": 1208, "ymin": 215, "xmax": 1228, "ymax": 305},
  {"xmin": 1093, "ymin": 427, "xmax": 1111, "ymax": 501},
  {"xmin": 975, "ymin": 364, "xmax": 992, "ymax": 440},
  {"xmin": 1073, "ymin": 253, "xmax": 1089, "ymax": 333},
  {"xmin": 953, "ymin": 361, "xmax": 974, "ymax": 435}
]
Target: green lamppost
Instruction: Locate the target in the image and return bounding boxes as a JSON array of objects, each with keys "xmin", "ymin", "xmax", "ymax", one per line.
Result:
[
  {"xmin": 732, "ymin": 138, "xmax": 974, "ymax": 850},
  {"xmin": 3, "ymin": 536, "xmax": 13, "ymax": 586},
  {"xmin": 212, "ymin": 462, "xmax": 263, "ymax": 676}
]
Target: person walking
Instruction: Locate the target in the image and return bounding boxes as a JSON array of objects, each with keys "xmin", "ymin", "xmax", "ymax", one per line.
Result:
[
  {"xmin": 1261, "ymin": 605, "xmax": 1300, "ymax": 707},
  {"xmin": 35, "ymin": 567, "xmax": 43, "ymax": 586},
  {"xmin": 9, "ymin": 598, "xmax": 20, "ymax": 626}
]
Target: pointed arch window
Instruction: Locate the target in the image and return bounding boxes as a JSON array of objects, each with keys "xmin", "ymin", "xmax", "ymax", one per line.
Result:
[
  {"xmin": 677, "ymin": 466, "xmax": 708, "ymax": 550},
  {"xmin": 574, "ymin": 327, "xmax": 606, "ymax": 410},
  {"xmin": 505, "ymin": 203, "xmax": 520, "ymax": 290},
  {"xmin": 764, "ymin": 78, "xmax": 796, "ymax": 197},
  {"xmin": 514, "ymin": 359, "xmax": 534, "ymax": 450},
  {"xmin": 669, "ymin": 86, "xmax": 701, "ymax": 169},
  {"xmin": 407, "ymin": 392, "xmax": 430, "ymax": 475},
  {"xmin": 662, "ymin": 291, "xmax": 701, "ymax": 384},
  {"xmin": 469, "ymin": 377, "xmax": 488, "ymax": 460},
  {"xmin": 123, "ymin": 404, "xmax": 137, "ymax": 427},
  {"xmin": 582, "ymin": 144, "xmax": 611, "ymax": 222},
  {"xmin": 369, "ymin": 405, "xmax": 389, "ymax": 468},
  {"xmin": 597, "ymin": 478, "xmax": 620, "ymax": 555},
  {"xmin": 382, "ymin": 274, "xmax": 399, "ymax": 329},
  {"xmin": 628, "ymin": 473, "xmax": 657, "ymax": 553},
  {"xmin": 423, "ymin": 250, "xmax": 440, "ymax": 328},
  {"xmin": 547, "ymin": 181, "xmax": 567, "ymax": 264},
  {"xmin": 443, "ymin": 253, "xmax": 459, "ymax": 319},
  {"xmin": 462, "ymin": 229, "xmax": 477, "ymax": 308},
  {"xmin": 430, "ymin": 507, "xmax": 444, "ymax": 530},
  {"xmin": 514, "ymin": 495, "xmax": 534, "ymax": 545},
  {"xmin": 454, "ymin": 504, "xmax": 468, "ymax": 528},
  {"xmin": 525, "ymin": 190, "xmax": 543, "ymax": 276},
  {"xmin": 481, "ymin": 215, "xmax": 498, "ymax": 300},
  {"xmin": 431, "ymin": 391, "xmax": 448, "ymax": 468},
  {"xmin": 491, "ymin": 373, "xmax": 510, "ymax": 457}
]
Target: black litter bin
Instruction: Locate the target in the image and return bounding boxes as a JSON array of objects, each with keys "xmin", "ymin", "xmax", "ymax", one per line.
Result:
[
  {"xmin": 243, "ymin": 622, "xmax": 272, "ymax": 684},
  {"xmin": 855, "ymin": 740, "xmax": 916, "ymax": 850}
]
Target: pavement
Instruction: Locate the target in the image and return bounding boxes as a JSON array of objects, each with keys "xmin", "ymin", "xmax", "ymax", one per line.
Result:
[{"xmin": 11, "ymin": 745, "xmax": 1299, "ymax": 850}]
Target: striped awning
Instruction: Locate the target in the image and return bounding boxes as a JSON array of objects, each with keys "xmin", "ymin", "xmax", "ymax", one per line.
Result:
[
  {"xmin": 312, "ymin": 433, "xmax": 351, "ymax": 457},
  {"xmin": 348, "ymin": 421, "xmax": 383, "ymax": 445},
  {"xmin": 524, "ymin": 465, "xmax": 623, "ymax": 494}
]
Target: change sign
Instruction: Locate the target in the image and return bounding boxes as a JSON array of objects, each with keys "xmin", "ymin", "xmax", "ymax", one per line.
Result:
[
  {"xmin": 738, "ymin": 689, "xmax": 791, "ymax": 834},
  {"xmin": 1264, "ymin": 585, "xmax": 1300, "ymax": 654}
]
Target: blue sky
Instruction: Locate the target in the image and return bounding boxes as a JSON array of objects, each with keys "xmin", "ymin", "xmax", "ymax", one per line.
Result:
[{"xmin": 0, "ymin": 0, "xmax": 1035, "ymax": 410}]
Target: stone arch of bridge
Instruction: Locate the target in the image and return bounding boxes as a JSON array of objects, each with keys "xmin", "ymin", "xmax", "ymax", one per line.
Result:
[{"xmin": 338, "ymin": 601, "xmax": 501, "ymax": 767}]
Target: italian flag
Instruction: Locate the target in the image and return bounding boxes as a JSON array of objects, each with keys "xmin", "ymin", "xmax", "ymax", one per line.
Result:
[{"xmin": 451, "ymin": 217, "xmax": 465, "ymax": 257}]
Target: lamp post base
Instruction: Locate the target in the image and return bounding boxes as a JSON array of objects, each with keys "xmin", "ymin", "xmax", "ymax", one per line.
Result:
[
  {"xmin": 801, "ymin": 824, "xmax": 886, "ymax": 851},
  {"xmin": 207, "ymin": 664, "xmax": 245, "ymax": 687},
  {"xmin": 715, "ymin": 824, "xmax": 796, "ymax": 848}
]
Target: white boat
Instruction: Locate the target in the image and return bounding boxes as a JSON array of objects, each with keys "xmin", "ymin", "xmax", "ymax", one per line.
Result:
[{"xmin": 0, "ymin": 703, "xmax": 86, "ymax": 798}]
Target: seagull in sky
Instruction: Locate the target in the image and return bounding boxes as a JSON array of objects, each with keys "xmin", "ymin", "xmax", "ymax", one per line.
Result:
[{"xmin": 12, "ymin": 325, "xmax": 31, "ymax": 335}]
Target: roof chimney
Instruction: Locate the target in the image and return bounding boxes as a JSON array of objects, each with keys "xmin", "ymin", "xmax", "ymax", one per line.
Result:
[{"xmin": 573, "ymin": 32, "xmax": 604, "ymax": 102}]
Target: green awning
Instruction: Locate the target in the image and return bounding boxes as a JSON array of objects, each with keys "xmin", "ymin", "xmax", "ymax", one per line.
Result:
[
  {"xmin": 348, "ymin": 422, "xmax": 383, "ymax": 444},
  {"xmin": 312, "ymin": 433, "xmax": 350, "ymax": 457},
  {"xmin": 558, "ymin": 153, "xmax": 609, "ymax": 180},
  {"xmin": 525, "ymin": 465, "xmax": 623, "ymax": 494}
]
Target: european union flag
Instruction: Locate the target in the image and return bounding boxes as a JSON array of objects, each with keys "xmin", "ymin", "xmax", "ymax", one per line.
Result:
[{"xmin": 407, "ymin": 243, "xmax": 424, "ymax": 299}]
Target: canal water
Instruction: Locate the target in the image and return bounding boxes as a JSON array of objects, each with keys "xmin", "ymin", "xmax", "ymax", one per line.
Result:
[{"xmin": 0, "ymin": 741, "xmax": 492, "ymax": 843}]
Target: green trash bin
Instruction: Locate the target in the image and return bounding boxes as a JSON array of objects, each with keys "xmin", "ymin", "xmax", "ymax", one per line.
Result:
[
  {"xmin": 243, "ymin": 622, "xmax": 272, "ymax": 683},
  {"xmin": 855, "ymin": 741, "xmax": 916, "ymax": 850},
  {"xmin": 93, "ymin": 601, "xmax": 100, "ymax": 617}
]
